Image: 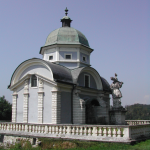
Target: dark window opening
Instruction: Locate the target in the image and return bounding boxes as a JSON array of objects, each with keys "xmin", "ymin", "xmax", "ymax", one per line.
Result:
[
  {"xmin": 49, "ymin": 56, "xmax": 53, "ymax": 60},
  {"xmin": 91, "ymin": 99, "xmax": 100, "ymax": 106},
  {"xmin": 83, "ymin": 56, "xmax": 86, "ymax": 61},
  {"xmin": 31, "ymin": 75, "xmax": 37, "ymax": 87},
  {"xmin": 65, "ymin": 55, "xmax": 71, "ymax": 59},
  {"xmin": 85, "ymin": 75, "xmax": 89, "ymax": 88}
]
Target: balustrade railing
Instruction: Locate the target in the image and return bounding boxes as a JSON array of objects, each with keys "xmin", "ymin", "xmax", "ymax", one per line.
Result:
[
  {"xmin": 0, "ymin": 123, "xmax": 129, "ymax": 141},
  {"xmin": 126, "ymin": 120, "xmax": 150, "ymax": 125},
  {"xmin": 0, "ymin": 122, "xmax": 150, "ymax": 142}
]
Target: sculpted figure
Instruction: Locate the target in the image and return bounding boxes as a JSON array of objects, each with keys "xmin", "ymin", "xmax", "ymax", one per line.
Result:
[{"xmin": 110, "ymin": 73, "xmax": 123, "ymax": 99}]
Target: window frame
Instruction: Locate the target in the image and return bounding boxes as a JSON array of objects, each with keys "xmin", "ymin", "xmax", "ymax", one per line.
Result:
[
  {"xmin": 30, "ymin": 75, "xmax": 38, "ymax": 88},
  {"xmin": 82, "ymin": 55, "xmax": 87, "ymax": 62},
  {"xmin": 84, "ymin": 74, "xmax": 90, "ymax": 88},
  {"xmin": 49, "ymin": 55, "xmax": 53, "ymax": 60},
  {"xmin": 64, "ymin": 53, "xmax": 72, "ymax": 60}
]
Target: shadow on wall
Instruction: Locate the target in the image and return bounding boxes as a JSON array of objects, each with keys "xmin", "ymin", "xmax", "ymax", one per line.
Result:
[{"xmin": 86, "ymin": 99, "xmax": 106, "ymax": 125}]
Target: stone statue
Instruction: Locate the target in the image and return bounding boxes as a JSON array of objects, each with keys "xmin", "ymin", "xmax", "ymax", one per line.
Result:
[
  {"xmin": 109, "ymin": 74, "xmax": 127, "ymax": 125},
  {"xmin": 110, "ymin": 73, "xmax": 123, "ymax": 99}
]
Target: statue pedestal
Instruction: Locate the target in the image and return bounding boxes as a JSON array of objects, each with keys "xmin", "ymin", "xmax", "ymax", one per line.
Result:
[{"xmin": 109, "ymin": 98, "xmax": 127, "ymax": 125}]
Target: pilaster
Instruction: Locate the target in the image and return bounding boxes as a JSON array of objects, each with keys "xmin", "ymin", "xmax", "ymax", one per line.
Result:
[
  {"xmin": 12, "ymin": 89, "xmax": 18, "ymax": 123},
  {"xmin": 23, "ymin": 79, "xmax": 29, "ymax": 123},
  {"xmin": 38, "ymin": 78, "xmax": 44, "ymax": 124},
  {"xmin": 97, "ymin": 94, "xmax": 110, "ymax": 124},
  {"xmin": 73, "ymin": 89, "xmax": 85, "ymax": 124},
  {"xmin": 51, "ymin": 87, "xmax": 61, "ymax": 124}
]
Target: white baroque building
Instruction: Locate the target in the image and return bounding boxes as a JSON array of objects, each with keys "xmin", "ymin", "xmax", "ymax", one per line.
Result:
[{"xmin": 8, "ymin": 9, "xmax": 112, "ymax": 125}]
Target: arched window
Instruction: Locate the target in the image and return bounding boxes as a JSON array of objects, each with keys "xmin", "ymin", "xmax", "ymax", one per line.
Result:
[{"xmin": 31, "ymin": 75, "xmax": 37, "ymax": 87}]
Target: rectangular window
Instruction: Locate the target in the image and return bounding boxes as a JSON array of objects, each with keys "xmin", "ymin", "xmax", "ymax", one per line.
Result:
[
  {"xmin": 83, "ymin": 56, "xmax": 86, "ymax": 62},
  {"xmin": 49, "ymin": 55, "xmax": 53, "ymax": 60},
  {"xmin": 65, "ymin": 54, "xmax": 72, "ymax": 59},
  {"xmin": 31, "ymin": 75, "xmax": 37, "ymax": 87},
  {"xmin": 84, "ymin": 74, "xmax": 90, "ymax": 88}
]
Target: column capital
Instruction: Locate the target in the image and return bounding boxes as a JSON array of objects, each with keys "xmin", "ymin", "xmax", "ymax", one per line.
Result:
[
  {"xmin": 23, "ymin": 93, "xmax": 29, "ymax": 95},
  {"xmin": 12, "ymin": 93, "xmax": 18, "ymax": 96},
  {"xmin": 51, "ymin": 86, "xmax": 61, "ymax": 92}
]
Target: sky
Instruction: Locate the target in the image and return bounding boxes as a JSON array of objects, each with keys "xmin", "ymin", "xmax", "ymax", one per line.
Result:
[{"xmin": 0, "ymin": 0, "xmax": 149, "ymax": 106}]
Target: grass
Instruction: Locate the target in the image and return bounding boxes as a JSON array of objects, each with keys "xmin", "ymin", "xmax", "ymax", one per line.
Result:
[{"xmin": 0, "ymin": 138, "xmax": 150, "ymax": 150}]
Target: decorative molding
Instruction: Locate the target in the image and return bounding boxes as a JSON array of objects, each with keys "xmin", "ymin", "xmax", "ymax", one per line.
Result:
[
  {"xmin": 12, "ymin": 89, "xmax": 18, "ymax": 123},
  {"xmin": 38, "ymin": 93, "xmax": 44, "ymax": 124},
  {"xmin": 38, "ymin": 78, "xmax": 44, "ymax": 93},
  {"xmin": 23, "ymin": 79, "xmax": 29, "ymax": 123},
  {"xmin": 10, "ymin": 59, "xmax": 54, "ymax": 86},
  {"xmin": 73, "ymin": 92, "xmax": 85, "ymax": 124},
  {"xmin": 38, "ymin": 79, "xmax": 44, "ymax": 124},
  {"xmin": 51, "ymin": 89, "xmax": 61, "ymax": 124}
]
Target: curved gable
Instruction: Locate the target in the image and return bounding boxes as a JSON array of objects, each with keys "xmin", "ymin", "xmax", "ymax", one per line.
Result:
[
  {"xmin": 8, "ymin": 58, "xmax": 73, "ymax": 89},
  {"xmin": 8, "ymin": 58, "xmax": 53, "ymax": 88},
  {"xmin": 71, "ymin": 67, "xmax": 103, "ymax": 90}
]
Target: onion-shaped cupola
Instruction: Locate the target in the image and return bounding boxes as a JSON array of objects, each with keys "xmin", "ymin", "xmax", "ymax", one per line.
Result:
[{"xmin": 61, "ymin": 7, "xmax": 72, "ymax": 27}]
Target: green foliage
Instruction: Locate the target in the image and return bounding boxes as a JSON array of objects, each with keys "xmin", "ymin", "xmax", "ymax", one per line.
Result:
[
  {"xmin": 0, "ymin": 96, "xmax": 12, "ymax": 120},
  {"xmin": 125, "ymin": 104, "xmax": 150, "ymax": 120},
  {"xmin": 5, "ymin": 139, "xmax": 150, "ymax": 150}
]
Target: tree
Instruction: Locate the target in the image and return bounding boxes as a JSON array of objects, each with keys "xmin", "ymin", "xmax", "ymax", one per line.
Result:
[{"xmin": 0, "ymin": 96, "xmax": 12, "ymax": 120}]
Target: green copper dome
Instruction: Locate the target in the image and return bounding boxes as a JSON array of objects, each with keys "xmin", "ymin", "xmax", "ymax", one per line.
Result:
[{"xmin": 45, "ymin": 27, "xmax": 90, "ymax": 47}]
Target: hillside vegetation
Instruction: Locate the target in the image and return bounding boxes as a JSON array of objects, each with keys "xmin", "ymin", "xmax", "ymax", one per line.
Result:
[{"xmin": 125, "ymin": 104, "xmax": 150, "ymax": 120}]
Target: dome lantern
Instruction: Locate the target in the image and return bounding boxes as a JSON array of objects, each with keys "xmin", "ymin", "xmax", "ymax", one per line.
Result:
[{"xmin": 61, "ymin": 7, "xmax": 72, "ymax": 27}]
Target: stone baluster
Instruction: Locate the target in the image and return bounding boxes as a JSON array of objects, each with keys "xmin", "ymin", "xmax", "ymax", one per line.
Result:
[
  {"xmin": 107, "ymin": 127, "xmax": 111, "ymax": 137},
  {"xmin": 10, "ymin": 124, "xmax": 12, "ymax": 131},
  {"xmin": 84, "ymin": 127, "xmax": 87, "ymax": 135},
  {"xmin": 49, "ymin": 126, "xmax": 52, "ymax": 134},
  {"xmin": 61, "ymin": 126, "xmax": 64, "ymax": 134},
  {"xmin": 118, "ymin": 128, "xmax": 121, "ymax": 137},
  {"xmin": 76, "ymin": 126, "xmax": 79, "ymax": 135},
  {"xmin": 103, "ymin": 127, "xmax": 107, "ymax": 136},
  {"xmin": 79, "ymin": 127, "xmax": 82, "ymax": 135},
  {"xmin": 113, "ymin": 128, "xmax": 117, "ymax": 137},
  {"xmin": 60, "ymin": 126, "xmax": 62, "ymax": 134},
  {"xmin": 38, "ymin": 78, "xmax": 44, "ymax": 124},
  {"xmin": 39, "ymin": 126, "xmax": 41, "ymax": 133},
  {"xmin": 93, "ymin": 127, "xmax": 97, "ymax": 136},
  {"xmin": 35, "ymin": 126, "xmax": 37, "ymax": 133},
  {"xmin": 29, "ymin": 125, "xmax": 31, "ymax": 132},
  {"xmin": 88, "ymin": 127, "xmax": 92, "ymax": 136},
  {"xmin": 25, "ymin": 125, "xmax": 28, "ymax": 132},
  {"xmin": 6, "ymin": 124, "xmax": 8, "ymax": 130},
  {"xmin": 52, "ymin": 126, "xmax": 54, "ymax": 134},
  {"xmin": 13, "ymin": 124, "xmax": 16, "ymax": 131},
  {"xmin": 32, "ymin": 125, "xmax": 35, "ymax": 133},
  {"xmin": 66, "ymin": 126, "xmax": 69, "ymax": 135},
  {"xmin": 16, "ymin": 124, "xmax": 18, "ymax": 131},
  {"xmin": 45, "ymin": 125, "xmax": 48, "ymax": 134},
  {"xmin": 56, "ymin": 126, "xmax": 59, "ymax": 134}
]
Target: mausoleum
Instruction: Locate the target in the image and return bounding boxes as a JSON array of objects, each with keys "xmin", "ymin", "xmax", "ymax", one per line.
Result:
[
  {"xmin": 8, "ymin": 8, "xmax": 121, "ymax": 125},
  {"xmin": 1, "ymin": 8, "xmax": 149, "ymax": 144}
]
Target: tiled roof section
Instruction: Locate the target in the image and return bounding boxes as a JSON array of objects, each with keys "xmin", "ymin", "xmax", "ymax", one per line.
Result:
[
  {"xmin": 70, "ymin": 67, "xmax": 85, "ymax": 83},
  {"xmin": 100, "ymin": 77, "xmax": 112, "ymax": 93},
  {"xmin": 45, "ymin": 27, "xmax": 90, "ymax": 47},
  {"xmin": 44, "ymin": 60, "xmax": 73, "ymax": 84}
]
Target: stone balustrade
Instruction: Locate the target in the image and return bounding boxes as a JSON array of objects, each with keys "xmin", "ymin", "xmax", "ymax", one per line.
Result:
[
  {"xmin": 0, "ymin": 122, "xmax": 150, "ymax": 142},
  {"xmin": 126, "ymin": 120, "xmax": 150, "ymax": 125}
]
